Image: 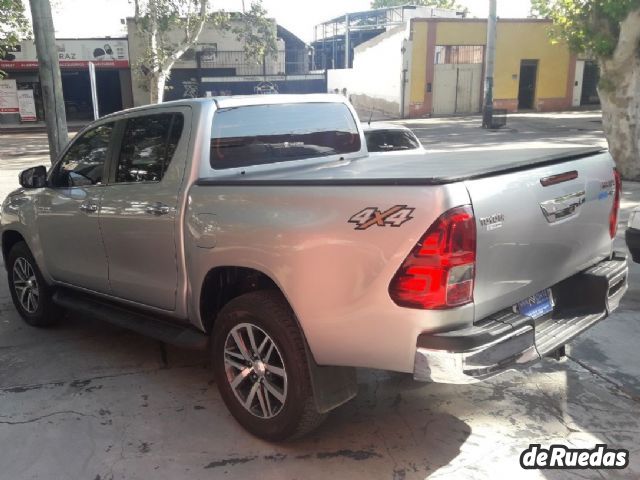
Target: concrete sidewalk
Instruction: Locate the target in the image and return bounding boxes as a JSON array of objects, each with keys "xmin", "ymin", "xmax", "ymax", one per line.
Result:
[
  {"xmin": 0, "ymin": 120, "xmax": 88, "ymax": 135},
  {"xmin": 0, "ymin": 115, "xmax": 639, "ymax": 480}
]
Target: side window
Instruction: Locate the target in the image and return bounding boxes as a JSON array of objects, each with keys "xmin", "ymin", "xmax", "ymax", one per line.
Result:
[
  {"xmin": 116, "ymin": 113, "xmax": 184, "ymax": 183},
  {"xmin": 53, "ymin": 123, "xmax": 113, "ymax": 187}
]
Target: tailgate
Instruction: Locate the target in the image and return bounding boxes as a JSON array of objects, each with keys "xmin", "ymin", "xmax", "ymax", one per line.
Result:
[{"xmin": 466, "ymin": 151, "xmax": 616, "ymax": 322}]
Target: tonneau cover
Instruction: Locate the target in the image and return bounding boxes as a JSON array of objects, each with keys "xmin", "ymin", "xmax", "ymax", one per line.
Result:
[{"xmin": 197, "ymin": 146, "xmax": 606, "ymax": 185}]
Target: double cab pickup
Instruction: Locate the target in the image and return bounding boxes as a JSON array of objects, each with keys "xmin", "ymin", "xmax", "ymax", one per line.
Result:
[{"xmin": 1, "ymin": 95, "xmax": 628, "ymax": 440}]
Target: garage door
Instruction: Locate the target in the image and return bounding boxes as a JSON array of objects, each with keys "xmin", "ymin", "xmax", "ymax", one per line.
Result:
[{"xmin": 432, "ymin": 64, "xmax": 482, "ymax": 115}]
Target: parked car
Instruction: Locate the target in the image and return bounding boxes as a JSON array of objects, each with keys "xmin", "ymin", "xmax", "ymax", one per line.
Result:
[
  {"xmin": 362, "ymin": 122, "xmax": 423, "ymax": 154},
  {"xmin": 1, "ymin": 94, "xmax": 628, "ymax": 441},
  {"xmin": 626, "ymin": 207, "xmax": 640, "ymax": 262}
]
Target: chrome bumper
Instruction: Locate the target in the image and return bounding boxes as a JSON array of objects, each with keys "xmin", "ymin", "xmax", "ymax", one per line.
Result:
[{"xmin": 414, "ymin": 253, "xmax": 628, "ymax": 384}]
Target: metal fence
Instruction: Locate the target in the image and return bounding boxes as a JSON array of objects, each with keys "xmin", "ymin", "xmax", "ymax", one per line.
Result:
[{"xmin": 196, "ymin": 50, "xmax": 310, "ymax": 76}]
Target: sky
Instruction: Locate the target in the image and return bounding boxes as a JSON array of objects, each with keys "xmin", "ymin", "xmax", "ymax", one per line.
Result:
[{"xmin": 45, "ymin": 0, "xmax": 533, "ymax": 43}]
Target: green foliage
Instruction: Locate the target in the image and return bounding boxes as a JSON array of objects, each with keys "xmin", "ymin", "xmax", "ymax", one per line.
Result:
[
  {"xmin": 531, "ymin": 0, "xmax": 640, "ymax": 57},
  {"xmin": 232, "ymin": 0, "xmax": 278, "ymax": 63},
  {"xmin": 0, "ymin": 0, "xmax": 30, "ymax": 78},
  {"xmin": 133, "ymin": 0, "xmax": 276, "ymax": 96},
  {"xmin": 134, "ymin": 0, "xmax": 223, "ymax": 75},
  {"xmin": 371, "ymin": 0, "xmax": 467, "ymax": 12}
]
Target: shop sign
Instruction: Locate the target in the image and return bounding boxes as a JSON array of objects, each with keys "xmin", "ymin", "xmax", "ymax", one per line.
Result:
[
  {"xmin": 0, "ymin": 39, "xmax": 129, "ymax": 70},
  {"xmin": 17, "ymin": 89, "xmax": 37, "ymax": 121},
  {"xmin": 0, "ymin": 79, "xmax": 19, "ymax": 113}
]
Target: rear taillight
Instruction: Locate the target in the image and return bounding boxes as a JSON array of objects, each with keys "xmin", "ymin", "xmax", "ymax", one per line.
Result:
[
  {"xmin": 610, "ymin": 168, "xmax": 622, "ymax": 238},
  {"xmin": 389, "ymin": 205, "xmax": 476, "ymax": 310}
]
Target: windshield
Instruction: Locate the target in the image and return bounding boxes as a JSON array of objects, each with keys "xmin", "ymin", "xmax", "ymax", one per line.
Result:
[
  {"xmin": 365, "ymin": 129, "xmax": 420, "ymax": 153},
  {"xmin": 210, "ymin": 103, "xmax": 361, "ymax": 169}
]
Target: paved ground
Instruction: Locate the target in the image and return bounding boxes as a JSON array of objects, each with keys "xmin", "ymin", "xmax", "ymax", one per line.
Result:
[{"xmin": 0, "ymin": 111, "xmax": 639, "ymax": 480}]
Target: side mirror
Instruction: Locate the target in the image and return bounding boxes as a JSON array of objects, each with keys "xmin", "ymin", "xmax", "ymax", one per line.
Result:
[{"xmin": 19, "ymin": 166, "xmax": 47, "ymax": 189}]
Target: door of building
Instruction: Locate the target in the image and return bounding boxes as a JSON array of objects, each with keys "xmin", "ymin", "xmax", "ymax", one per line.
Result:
[
  {"xmin": 572, "ymin": 60, "xmax": 585, "ymax": 107},
  {"xmin": 518, "ymin": 60, "xmax": 538, "ymax": 110},
  {"xmin": 432, "ymin": 64, "xmax": 482, "ymax": 115},
  {"xmin": 581, "ymin": 61, "xmax": 600, "ymax": 105}
]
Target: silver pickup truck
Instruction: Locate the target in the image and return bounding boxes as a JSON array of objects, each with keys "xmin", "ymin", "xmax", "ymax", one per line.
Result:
[{"xmin": 1, "ymin": 94, "xmax": 628, "ymax": 440}]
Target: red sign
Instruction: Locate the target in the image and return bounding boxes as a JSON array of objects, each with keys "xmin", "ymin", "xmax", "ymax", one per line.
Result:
[{"xmin": 0, "ymin": 60, "xmax": 129, "ymax": 70}]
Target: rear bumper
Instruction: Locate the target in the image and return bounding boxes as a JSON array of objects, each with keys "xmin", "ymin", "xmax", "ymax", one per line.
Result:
[{"xmin": 414, "ymin": 252, "xmax": 628, "ymax": 384}]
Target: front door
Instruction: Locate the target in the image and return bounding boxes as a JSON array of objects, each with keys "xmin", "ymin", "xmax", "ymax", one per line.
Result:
[
  {"xmin": 99, "ymin": 110, "xmax": 188, "ymax": 310},
  {"xmin": 518, "ymin": 60, "xmax": 538, "ymax": 110},
  {"xmin": 572, "ymin": 60, "xmax": 585, "ymax": 107},
  {"xmin": 37, "ymin": 122, "xmax": 115, "ymax": 292}
]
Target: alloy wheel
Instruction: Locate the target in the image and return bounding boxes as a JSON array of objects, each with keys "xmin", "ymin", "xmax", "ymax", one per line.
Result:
[
  {"xmin": 12, "ymin": 257, "xmax": 39, "ymax": 314},
  {"xmin": 223, "ymin": 322, "xmax": 288, "ymax": 419}
]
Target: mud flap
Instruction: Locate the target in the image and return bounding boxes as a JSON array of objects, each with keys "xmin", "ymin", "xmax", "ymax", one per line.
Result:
[{"xmin": 303, "ymin": 343, "xmax": 358, "ymax": 414}]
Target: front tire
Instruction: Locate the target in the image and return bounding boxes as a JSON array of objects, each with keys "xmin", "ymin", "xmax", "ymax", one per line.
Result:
[
  {"xmin": 212, "ymin": 290, "xmax": 325, "ymax": 441},
  {"xmin": 7, "ymin": 241, "xmax": 60, "ymax": 327}
]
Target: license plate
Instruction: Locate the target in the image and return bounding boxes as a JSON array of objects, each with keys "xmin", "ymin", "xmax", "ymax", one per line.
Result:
[{"xmin": 515, "ymin": 288, "xmax": 554, "ymax": 319}]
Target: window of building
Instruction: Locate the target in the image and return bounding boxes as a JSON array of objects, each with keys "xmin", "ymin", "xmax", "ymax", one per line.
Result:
[
  {"xmin": 434, "ymin": 45, "xmax": 484, "ymax": 64},
  {"xmin": 210, "ymin": 102, "xmax": 361, "ymax": 169},
  {"xmin": 116, "ymin": 113, "xmax": 184, "ymax": 183}
]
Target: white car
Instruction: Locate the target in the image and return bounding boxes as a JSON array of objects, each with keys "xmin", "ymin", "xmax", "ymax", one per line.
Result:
[
  {"xmin": 362, "ymin": 123, "xmax": 424, "ymax": 154},
  {"xmin": 626, "ymin": 207, "xmax": 640, "ymax": 262}
]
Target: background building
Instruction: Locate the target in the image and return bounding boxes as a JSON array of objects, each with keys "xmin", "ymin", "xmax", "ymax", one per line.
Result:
[
  {"xmin": 0, "ymin": 37, "xmax": 133, "ymax": 124},
  {"xmin": 127, "ymin": 18, "xmax": 324, "ymax": 106},
  {"xmin": 327, "ymin": 15, "xmax": 600, "ymax": 118},
  {"xmin": 312, "ymin": 5, "xmax": 462, "ymax": 70}
]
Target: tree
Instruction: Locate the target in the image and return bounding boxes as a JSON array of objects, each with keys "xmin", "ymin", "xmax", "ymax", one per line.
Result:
[
  {"xmin": 531, "ymin": 0, "xmax": 640, "ymax": 180},
  {"xmin": 132, "ymin": 0, "xmax": 277, "ymax": 104},
  {"xmin": 371, "ymin": 0, "xmax": 467, "ymax": 12},
  {"xmin": 0, "ymin": 0, "xmax": 30, "ymax": 78}
]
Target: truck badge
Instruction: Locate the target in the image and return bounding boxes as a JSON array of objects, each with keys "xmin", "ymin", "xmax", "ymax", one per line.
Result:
[
  {"xmin": 349, "ymin": 205, "xmax": 414, "ymax": 230},
  {"xmin": 479, "ymin": 213, "xmax": 505, "ymax": 231}
]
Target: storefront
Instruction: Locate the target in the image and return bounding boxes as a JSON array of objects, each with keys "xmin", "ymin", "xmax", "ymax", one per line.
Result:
[{"xmin": 0, "ymin": 38, "xmax": 133, "ymax": 124}]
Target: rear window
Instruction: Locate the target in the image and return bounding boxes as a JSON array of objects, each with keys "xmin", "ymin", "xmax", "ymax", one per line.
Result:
[
  {"xmin": 210, "ymin": 103, "xmax": 361, "ymax": 169},
  {"xmin": 365, "ymin": 129, "xmax": 420, "ymax": 152}
]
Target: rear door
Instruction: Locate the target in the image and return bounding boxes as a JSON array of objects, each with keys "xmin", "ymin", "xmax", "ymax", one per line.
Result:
[
  {"xmin": 467, "ymin": 152, "xmax": 615, "ymax": 321},
  {"xmin": 98, "ymin": 108, "xmax": 190, "ymax": 310}
]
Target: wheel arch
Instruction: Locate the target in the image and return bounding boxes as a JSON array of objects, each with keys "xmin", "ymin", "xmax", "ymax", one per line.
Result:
[
  {"xmin": 199, "ymin": 266, "xmax": 282, "ymax": 335},
  {"xmin": 2, "ymin": 230, "xmax": 26, "ymax": 268},
  {"xmin": 199, "ymin": 265, "xmax": 358, "ymax": 415}
]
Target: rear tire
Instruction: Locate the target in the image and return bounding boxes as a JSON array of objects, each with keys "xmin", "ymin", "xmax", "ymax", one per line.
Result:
[
  {"xmin": 7, "ymin": 241, "xmax": 60, "ymax": 327},
  {"xmin": 212, "ymin": 290, "xmax": 325, "ymax": 441}
]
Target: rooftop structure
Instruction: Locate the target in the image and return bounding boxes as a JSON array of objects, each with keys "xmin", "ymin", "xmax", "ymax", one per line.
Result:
[{"xmin": 312, "ymin": 5, "xmax": 463, "ymax": 69}]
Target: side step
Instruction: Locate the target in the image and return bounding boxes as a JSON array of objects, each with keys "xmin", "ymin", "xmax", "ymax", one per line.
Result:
[{"xmin": 53, "ymin": 289, "xmax": 209, "ymax": 350}]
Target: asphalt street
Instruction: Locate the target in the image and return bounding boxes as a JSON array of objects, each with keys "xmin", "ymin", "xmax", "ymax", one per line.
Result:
[{"xmin": 0, "ymin": 111, "xmax": 638, "ymax": 480}]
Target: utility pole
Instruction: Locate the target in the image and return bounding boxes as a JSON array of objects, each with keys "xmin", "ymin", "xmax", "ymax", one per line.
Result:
[
  {"xmin": 482, "ymin": 0, "xmax": 497, "ymax": 129},
  {"xmin": 344, "ymin": 13, "xmax": 350, "ymax": 69},
  {"xmin": 29, "ymin": 0, "xmax": 68, "ymax": 163}
]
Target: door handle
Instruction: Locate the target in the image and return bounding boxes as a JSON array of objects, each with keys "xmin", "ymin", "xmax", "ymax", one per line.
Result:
[
  {"xmin": 79, "ymin": 202, "xmax": 98, "ymax": 213},
  {"xmin": 145, "ymin": 202, "xmax": 171, "ymax": 216}
]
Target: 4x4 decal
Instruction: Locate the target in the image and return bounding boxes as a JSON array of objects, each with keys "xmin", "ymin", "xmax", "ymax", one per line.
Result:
[{"xmin": 349, "ymin": 205, "xmax": 415, "ymax": 230}]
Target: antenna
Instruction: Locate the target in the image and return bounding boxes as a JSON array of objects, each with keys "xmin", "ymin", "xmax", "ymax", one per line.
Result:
[{"xmin": 368, "ymin": 109, "xmax": 373, "ymax": 126}]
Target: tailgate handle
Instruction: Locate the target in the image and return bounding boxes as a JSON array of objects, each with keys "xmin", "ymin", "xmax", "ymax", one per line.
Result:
[{"xmin": 540, "ymin": 170, "xmax": 578, "ymax": 187}]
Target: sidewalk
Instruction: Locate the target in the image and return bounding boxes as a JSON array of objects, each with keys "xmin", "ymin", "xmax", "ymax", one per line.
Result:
[{"xmin": 0, "ymin": 120, "xmax": 88, "ymax": 134}]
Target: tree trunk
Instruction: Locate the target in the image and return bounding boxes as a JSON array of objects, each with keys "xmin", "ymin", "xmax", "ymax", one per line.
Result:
[
  {"xmin": 599, "ymin": 62, "xmax": 640, "ymax": 180},
  {"xmin": 598, "ymin": 9, "xmax": 640, "ymax": 180},
  {"xmin": 148, "ymin": 71, "xmax": 167, "ymax": 104}
]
